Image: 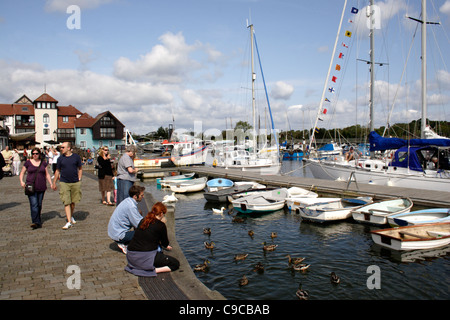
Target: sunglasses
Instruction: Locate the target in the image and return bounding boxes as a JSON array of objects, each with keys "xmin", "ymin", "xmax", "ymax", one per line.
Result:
[{"xmin": 32, "ymin": 153, "xmax": 40, "ymax": 155}]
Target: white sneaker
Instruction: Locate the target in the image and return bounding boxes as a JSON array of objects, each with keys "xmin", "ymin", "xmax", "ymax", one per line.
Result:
[
  {"xmin": 117, "ymin": 243, "xmax": 128, "ymax": 254},
  {"xmin": 71, "ymin": 217, "xmax": 76, "ymax": 224},
  {"xmin": 62, "ymin": 222, "xmax": 72, "ymax": 230}
]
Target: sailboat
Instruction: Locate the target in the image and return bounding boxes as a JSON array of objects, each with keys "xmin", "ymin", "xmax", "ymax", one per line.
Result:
[
  {"xmin": 303, "ymin": 0, "xmax": 450, "ymax": 192},
  {"xmin": 213, "ymin": 22, "xmax": 281, "ymax": 175}
]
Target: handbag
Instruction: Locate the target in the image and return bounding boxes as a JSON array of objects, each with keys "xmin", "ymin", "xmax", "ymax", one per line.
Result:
[{"xmin": 25, "ymin": 161, "xmax": 42, "ymax": 196}]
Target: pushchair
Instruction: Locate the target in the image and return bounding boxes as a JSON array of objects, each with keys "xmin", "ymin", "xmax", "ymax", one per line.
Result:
[{"xmin": 2, "ymin": 159, "xmax": 13, "ymax": 177}]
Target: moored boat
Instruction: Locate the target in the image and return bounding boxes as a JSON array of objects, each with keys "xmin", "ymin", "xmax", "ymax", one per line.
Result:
[
  {"xmin": 232, "ymin": 188, "xmax": 289, "ymax": 214},
  {"xmin": 388, "ymin": 208, "xmax": 450, "ymax": 227},
  {"xmin": 370, "ymin": 222, "xmax": 450, "ymax": 251},
  {"xmin": 301, "ymin": 197, "xmax": 373, "ymax": 223},
  {"xmin": 157, "ymin": 172, "xmax": 195, "ymax": 187},
  {"xmin": 351, "ymin": 198, "xmax": 413, "ymax": 226},
  {"xmin": 204, "ymin": 182, "xmax": 264, "ymax": 203},
  {"xmin": 206, "ymin": 178, "xmax": 234, "ymax": 192},
  {"xmin": 169, "ymin": 177, "xmax": 207, "ymax": 193}
]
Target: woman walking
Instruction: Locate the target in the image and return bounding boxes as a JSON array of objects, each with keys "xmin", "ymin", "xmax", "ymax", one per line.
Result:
[
  {"xmin": 125, "ymin": 202, "xmax": 180, "ymax": 277},
  {"xmin": 97, "ymin": 147, "xmax": 114, "ymax": 205},
  {"xmin": 19, "ymin": 148, "xmax": 53, "ymax": 229}
]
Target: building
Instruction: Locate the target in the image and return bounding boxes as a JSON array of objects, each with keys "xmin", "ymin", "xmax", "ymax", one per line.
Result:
[{"xmin": 0, "ymin": 93, "xmax": 125, "ymax": 151}]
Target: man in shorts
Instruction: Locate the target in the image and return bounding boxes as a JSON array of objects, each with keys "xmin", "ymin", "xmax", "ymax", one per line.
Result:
[{"xmin": 52, "ymin": 141, "xmax": 82, "ymax": 229}]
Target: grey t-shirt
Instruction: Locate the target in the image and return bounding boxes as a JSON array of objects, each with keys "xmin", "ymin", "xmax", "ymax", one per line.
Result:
[{"xmin": 117, "ymin": 153, "xmax": 136, "ymax": 181}]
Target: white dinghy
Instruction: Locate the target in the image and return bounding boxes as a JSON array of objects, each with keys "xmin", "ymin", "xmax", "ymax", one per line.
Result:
[
  {"xmin": 352, "ymin": 198, "xmax": 413, "ymax": 226},
  {"xmin": 388, "ymin": 208, "xmax": 450, "ymax": 227},
  {"xmin": 371, "ymin": 222, "xmax": 450, "ymax": 251}
]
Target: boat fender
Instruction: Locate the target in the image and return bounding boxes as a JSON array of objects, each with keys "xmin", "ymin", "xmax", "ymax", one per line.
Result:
[{"xmin": 213, "ymin": 159, "xmax": 217, "ymax": 167}]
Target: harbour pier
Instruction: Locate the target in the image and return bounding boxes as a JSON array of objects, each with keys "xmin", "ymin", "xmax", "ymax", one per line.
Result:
[{"xmin": 160, "ymin": 166, "xmax": 450, "ymax": 208}]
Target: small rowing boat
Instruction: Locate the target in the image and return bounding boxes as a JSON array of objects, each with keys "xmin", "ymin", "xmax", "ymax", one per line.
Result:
[{"xmin": 370, "ymin": 222, "xmax": 450, "ymax": 251}]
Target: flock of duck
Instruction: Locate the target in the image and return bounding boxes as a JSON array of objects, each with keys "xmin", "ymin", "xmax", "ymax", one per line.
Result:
[{"xmin": 193, "ymin": 224, "xmax": 340, "ymax": 300}]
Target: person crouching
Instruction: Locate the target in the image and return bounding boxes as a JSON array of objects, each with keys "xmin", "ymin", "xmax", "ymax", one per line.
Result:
[{"xmin": 124, "ymin": 202, "xmax": 179, "ymax": 277}]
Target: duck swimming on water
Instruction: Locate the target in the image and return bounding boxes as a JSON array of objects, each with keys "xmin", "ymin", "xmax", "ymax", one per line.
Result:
[
  {"xmin": 234, "ymin": 253, "xmax": 248, "ymax": 261},
  {"xmin": 262, "ymin": 242, "xmax": 278, "ymax": 251},
  {"xmin": 193, "ymin": 260, "xmax": 210, "ymax": 272}
]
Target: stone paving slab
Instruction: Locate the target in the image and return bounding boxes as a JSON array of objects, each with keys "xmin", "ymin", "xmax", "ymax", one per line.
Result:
[{"xmin": 0, "ymin": 173, "xmax": 146, "ymax": 300}]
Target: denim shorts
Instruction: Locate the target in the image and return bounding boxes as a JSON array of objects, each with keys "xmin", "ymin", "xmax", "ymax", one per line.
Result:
[{"xmin": 59, "ymin": 181, "xmax": 82, "ymax": 205}]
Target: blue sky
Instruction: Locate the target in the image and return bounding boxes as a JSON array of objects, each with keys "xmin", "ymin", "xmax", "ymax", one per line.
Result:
[{"xmin": 1, "ymin": 0, "xmax": 449, "ymax": 136}]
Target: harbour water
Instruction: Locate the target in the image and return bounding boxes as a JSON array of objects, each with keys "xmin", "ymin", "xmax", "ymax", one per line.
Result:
[{"xmin": 141, "ymin": 161, "xmax": 450, "ymax": 300}]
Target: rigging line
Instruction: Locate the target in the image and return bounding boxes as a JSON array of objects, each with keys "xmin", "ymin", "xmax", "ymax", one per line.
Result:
[
  {"xmin": 310, "ymin": 0, "xmax": 348, "ymax": 150},
  {"xmin": 383, "ymin": 20, "xmax": 419, "ymax": 137},
  {"xmin": 253, "ymin": 31, "xmax": 280, "ymax": 156}
]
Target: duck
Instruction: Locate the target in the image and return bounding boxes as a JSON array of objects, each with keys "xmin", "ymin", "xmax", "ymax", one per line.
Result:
[
  {"xmin": 262, "ymin": 242, "xmax": 278, "ymax": 251},
  {"xmin": 232, "ymin": 216, "xmax": 245, "ymax": 223},
  {"xmin": 270, "ymin": 232, "xmax": 277, "ymax": 239},
  {"xmin": 234, "ymin": 253, "xmax": 248, "ymax": 261},
  {"xmin": 330, "ymin": 272, "xmax": 340, "ymax": 284},
  {"xmin": 239, "ymin": 275, "xmax": 249, "ymax": 286},
  {"xmin": 193, "ymin": 260, "xmax": 210, "ymax": 272},
  {"xmin": 162, "ymin": 192, "xmax": 178, "ymax": 203},
  {"xmin": 291, "ymin": 263, "xmax": 310, "ymax": 272},
  {"xmin": 204, "ymin": 241, "xmax": 215, "ymax": 250},
  {"xmin": 286, "ymin": 254, "xmax": 306, "ymax": 265},
  {"xmin": 296, "ymin": 283, "xmax": 309, "ymax": 300},
  {"xmin": 212, "ymin": 207, "xmax": 226, "ymax": 214},
  {"xmin": 253, "ymin": 262, "xmax": 264, "ymax": 273},
  {"xmin": 203, "ymin": 228, "xmax": 211, "ymax": 235},
  {"xmin": 248, "ymin": 230, "xmax": 255, "ymax": 238}
]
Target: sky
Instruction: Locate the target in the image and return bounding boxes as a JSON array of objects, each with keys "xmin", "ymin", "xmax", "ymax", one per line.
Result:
[{"xmin": 0, "ymin": 0, "xmax": 449, "ymax": 136}]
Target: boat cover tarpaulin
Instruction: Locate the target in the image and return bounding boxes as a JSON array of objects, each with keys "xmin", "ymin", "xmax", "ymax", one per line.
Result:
[{"xmin": 369, "ymin": 131, "xmax": 450, "ymax": 151}]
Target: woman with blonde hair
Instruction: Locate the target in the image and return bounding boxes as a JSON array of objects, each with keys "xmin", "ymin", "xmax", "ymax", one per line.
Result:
[
  {"xmin": 125, "ymin": 202, "xmax": 180, "ymax": 277},
  {"xmin": 97, "ymin": 146, "xmax": 114, "ymax": 205}
]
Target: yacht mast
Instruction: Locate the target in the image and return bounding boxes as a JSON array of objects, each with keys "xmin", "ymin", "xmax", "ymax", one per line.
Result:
[
  {"xmin": 421, "ymin": 0, "xmax": 427, "ymax": 138},
  {"xmin": 249, "ymin": 23, "xmax": 257, "ymax": 153},
  {"xmin": 368, "ymin": 0, "xmax": 375, "ymax": 132}
]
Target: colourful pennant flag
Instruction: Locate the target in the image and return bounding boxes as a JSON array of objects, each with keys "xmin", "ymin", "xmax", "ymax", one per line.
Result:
[
  {"xmin": 351, "ymin": 7, "xmax": 359, "ymax": 14},
  {"xmin": 342, "ymin": 42, "xmax": 348, "ymax": 48},
  {"xmin": 348, "ymin": 19, "xmax": 353, "ymax": 23},
  {"xmin": 318, "ymin": 117, "xmax": 323, "ymax": 121},
  {"xmin": 332, "ymin": 76, "xmax": 337, "ymax": 82},
  {"xmin": 339, "ymin": 52, "xmax": 344, "ymax": 59},
  {"xmin": 315, "ymin": 127, "xmax": 319, "ymax": 133},
  {"xmin": 325, "ymin": 97, "xmax": 330, "ymax": 102},
  {"xmin": 323, "ymin": 108, "xmax": 327, "ymax": 114},
  {"xmin": 345, "ymin": 30, "xmax": 352, "ymax": 37},
  {"xmin": 335, "ymin": 64, "xmax": 341, "ymax": 71},
  {"xmin": 328, "ymin": 87, "xmax": 335, "ymax": 93}
]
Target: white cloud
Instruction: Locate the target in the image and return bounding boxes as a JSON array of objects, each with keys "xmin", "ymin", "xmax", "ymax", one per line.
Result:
[
  {"xmin": 440, "ymin": 0, "xmax": 450, "ymax": 16},
  {"xmin": 113, "ymin": 32, "xmax": 200, "ymax": 84},
  {"xmin": 270, "ymin": 81, "xmax": 294, "ymax": 100}
]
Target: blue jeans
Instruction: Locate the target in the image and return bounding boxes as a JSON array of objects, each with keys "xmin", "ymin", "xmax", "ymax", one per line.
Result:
[
  {"xmin": 117, "ymin": 179, "xmax": 134, "ymax": 206},
  {"xmin": 28, "ymin": 191, "xmax": 45, "ymax": 226}
]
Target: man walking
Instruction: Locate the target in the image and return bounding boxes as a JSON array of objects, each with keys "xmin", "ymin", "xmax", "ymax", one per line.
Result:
[
  {"xmin": 52, "ymin": 141, "xmax": 82, "ymax": 230},
  {"xmin": 116, "ymin": 145, "xmax": 138, "ymax": 206}
]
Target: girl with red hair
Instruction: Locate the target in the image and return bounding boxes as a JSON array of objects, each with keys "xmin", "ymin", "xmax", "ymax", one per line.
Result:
[{"xmin": 125, "ymin": 202, "xmax": 179, "ymax": 277}]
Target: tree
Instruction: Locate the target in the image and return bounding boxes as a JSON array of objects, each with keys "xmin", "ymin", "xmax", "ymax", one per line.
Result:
[{"xmin": 234, "ymin": 121, "xmax": 253, "ymax": 132}]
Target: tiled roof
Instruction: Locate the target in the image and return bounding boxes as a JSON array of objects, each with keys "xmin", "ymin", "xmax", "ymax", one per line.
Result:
[
  {"xmin": 34, "ymin": 93, "xmax": 58, "ymax": 103},
  {"xmin": 75, "ymin": 113, "xmax": 97, "ymax": 128},
  {"xmin": 57, "ymin": 105, "xmax": 82, "ymax": 116}
]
